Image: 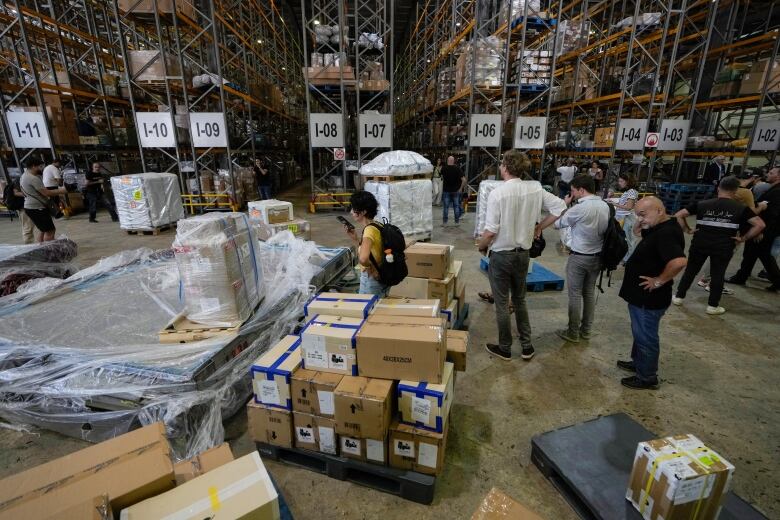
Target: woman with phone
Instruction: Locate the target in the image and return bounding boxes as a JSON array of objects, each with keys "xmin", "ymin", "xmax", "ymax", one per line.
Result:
[{"xmin": 342, "ymin": 190, "xmax": 388, "ymax": 295}]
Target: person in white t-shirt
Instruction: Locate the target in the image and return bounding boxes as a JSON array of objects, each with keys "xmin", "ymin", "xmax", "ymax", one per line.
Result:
[
  {"xmin": 477, "ymin": 150, "xmax": 566, "ymax": 362},
  {"xmin": 42, "ymin": 158, "xmax": 63, "ymax": 211},
  {"xmin": 556, "ymin": 158, "xmax": 577, "ymax": 198}
]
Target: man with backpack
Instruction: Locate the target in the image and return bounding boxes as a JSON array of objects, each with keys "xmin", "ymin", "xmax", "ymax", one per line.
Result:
[
  {"xmin": 553, "ymin": 175, "xmax": 610, "ymax": 343},
  {"xmin": 477, "ymin": 150, "xmax": 566, "ymax": 362},
  {"xmin": 3, "ymin": 177, "xmax": 36, "ymax": 243},
  {"xmin": 343, "ymin": 190, "xmax": 407, "ymax": 295}
]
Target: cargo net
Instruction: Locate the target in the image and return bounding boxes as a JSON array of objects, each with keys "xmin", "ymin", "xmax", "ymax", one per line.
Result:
[{"xmin": 0, "ymin": 233, "xmax": 322, "ymax": 460}]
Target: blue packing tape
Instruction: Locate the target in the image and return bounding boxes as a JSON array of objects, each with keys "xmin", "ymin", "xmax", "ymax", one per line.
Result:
[
  {"xmin": 398, "ymin": 381, "xmax": 445, "ymax": 407},
  {"xmin": 250, "ymin": 337, "xmax": 301, "ymax": 380},
  {"xmin": 316, "ymin": 297, "xmax": 374, "ymax": 303}
]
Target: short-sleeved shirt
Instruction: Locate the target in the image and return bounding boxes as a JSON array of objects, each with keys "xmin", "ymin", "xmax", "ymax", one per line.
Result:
[
  {"xmin": 85, "ymin": 170, "xmax": 103, "ymax": 193},
  {"xmin": 557, "ymin": 166, "xmax": 577, "ymax": 183},
  {"xmin": 619, "ymin": 219, "xmax": 686, "ymax": 309},
  {"xmin": 616, "ymin": 189, "xmax": 638, "ymax": 218},
  {"xmin": 686, "ymin": 197, "xmax": 755, "ymax": 253},
  {"xmin": 360, "ymin": 222, "xmax": 383, "ymax": 272},
  {"xmin": 441, "ymin": 165, "xmax": 464, "ymax": 193},
  {"xmin": 42, "ymin": 164, "xmax": 61, "ymax": 187},
  {"xmin": 20, "ymin": 172, "xmax": 47, "ymax": 210},
  {"xmin": 733, "ymin": 187, "xmax": 755, "ymax": 211}
]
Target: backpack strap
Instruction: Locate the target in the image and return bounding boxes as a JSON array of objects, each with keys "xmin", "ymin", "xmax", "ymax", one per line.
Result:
[{"xmin": 366, "ymin": 222, "xmax": 383, "ymax": 272}]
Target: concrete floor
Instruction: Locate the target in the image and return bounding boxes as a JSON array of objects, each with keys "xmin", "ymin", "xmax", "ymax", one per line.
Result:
[{"xmin": 0, "ymin": 185, "xmax": 778, "ymax": 519}]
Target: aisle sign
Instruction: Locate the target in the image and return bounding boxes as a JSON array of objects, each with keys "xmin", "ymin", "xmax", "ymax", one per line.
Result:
[
  {"xmin": 136, "ymin": 112, "xmax": 176, "ymax": 148},
  {"xmin": 751, "ymin": 120, "xmax": 780, "ymax": 151},
  {"xmin": 615, "ymin": 119, "xmax": 648, "ymax": 151},
  {"xmin": 645, "ymin": 132, "xmax": 659, "ymax": 148},
  {"xmin": 6, "ymin": 111, "xmax": 52, "ymax": 149},
  {"xmin": 189, "ymin": 112, "xmax": 228, "ymax": 148},
  {"xmin": 469, "ymin": 114, "xmax": 502, "ymax": 148},
  {"xmin": 358, "ymin": 113, "xmax": 392, "ymax": 148},
  {"xmin": 658, "ymin": 119, "xmax": 690, "ymax": 151},
  {"xmin": 514, "ymin": 116, "xmax": 547, "ymax": 149},
  {"xmin": 309, "ymin": 113, "xmax": 344, "ymax": 148}
]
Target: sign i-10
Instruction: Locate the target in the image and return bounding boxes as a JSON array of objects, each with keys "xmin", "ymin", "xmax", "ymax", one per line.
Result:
[
  {"xmin": 514, "ymin": 116, "xmax": 547, "ymax": 149},
  {"xmin": 189, "ymin": 112, "xmax": 228, "ymax": 148},
  {"xmin": 5, "ymin": 111, "xmax": 52, "ymax": 148},
  {"xmin": 135, "ymin": 112, "xmax": 176, "ymax": 148}
]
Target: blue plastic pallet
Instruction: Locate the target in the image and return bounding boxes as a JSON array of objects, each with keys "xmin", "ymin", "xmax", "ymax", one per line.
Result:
[
  {"xmin": 270, "ymin": 475, "xmax": 294, "ymax": 520},
  {"xmin": 479, "ymin": 258, "xmax": 565, "ymax": 292},
  {"xmin": 454, "ymin": 303, "xmax": 469, "ymax": 330},
  {"xmin": 510, "ymin": 16, "xmax": 557, "ymax": 30}
]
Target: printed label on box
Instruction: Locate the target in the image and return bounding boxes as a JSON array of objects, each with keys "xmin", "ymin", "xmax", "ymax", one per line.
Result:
[
  {"xmin": 673, "ymin": 475, "xmax": 714, "ymax": 505},
  {"xmin": 318, "ymin": 426, "xmax": 336, "ymax": 454},
  {"xmin": 317, "ymin": 390, "xmax": 335, "ymax": 415},
  {"xmin": 258, "ymin": 379, "xmax": 281, "ymax": 406},
  {"xmin": 303, "ymin": 335, "xmax": 327, "ymax": 368},
  {"xmin": 341, "ymin": 437, "xmax": 361, "ymax": 456},
  {"xmin": 296, "ymin": 426, "xmax": 315, "ymax": 445},
  {"xmin": 329, "ymin": 353, "xmax": 347, "ymax": 372},
  {"xmin": 200, "ymin": 297, "xmax": 221, "ymax": 314},
  {"xmin": 366, "ymin": 439, "xmax": 384, "ymax": 462},
  {"xmin": 411, "ymin": 397, "xmax": 432, "ymax": 424},
  {"xmin": 417, "ymin": 442, "xmax": 438, "ymax": 468},
  {"xmin": 394, "ymin": 439, "xmax": 415, "ymax": 458}
]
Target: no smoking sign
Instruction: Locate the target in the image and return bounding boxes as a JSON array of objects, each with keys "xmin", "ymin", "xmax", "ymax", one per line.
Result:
[
  {"xmin": 645, "ymin": 132, "xmax": 659, "ymax": 148},
  {"xmin": 333, "ymin": 148, "xmax": 346, "ymax": 161}
]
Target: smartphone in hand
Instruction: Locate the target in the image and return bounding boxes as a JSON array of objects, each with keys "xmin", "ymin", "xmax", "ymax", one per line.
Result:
[{"xmin": 337, "ymin": 216, "xmax": 355, "ymax": 231}]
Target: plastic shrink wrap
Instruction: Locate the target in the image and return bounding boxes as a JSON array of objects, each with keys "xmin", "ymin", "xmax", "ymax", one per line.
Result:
[
  {"xmin": 359, "ymin": 150, "xmax": 433, "ymax": 177},
  {"xmin": 0, "ymin": 234, "xmax": 323, "ymax": 460},
  {"xmin": 111, "ymin": 172, "xmax": 185, "ymax": 231},
  {"xmin": 173, "ymin": 213, "xmax": 263, "ymax": 327},
  {"xmin": 0, "ymin": 239, "xmax": 78, "ymax": 296},
  {"xmin": 365, "ymin": 179, "xmax": 433, "ymax": 239},
  {"xmin": 474, "ymin": 180, "xmax": 504, "ymax": 237}
]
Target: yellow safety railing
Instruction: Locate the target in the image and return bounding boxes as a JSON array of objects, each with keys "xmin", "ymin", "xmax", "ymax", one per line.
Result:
[
  {"xmin": 181, "ymin": 193, "xmax": 239, "ymax": 214},
  {"xmin": 309, "ymin": 192, "xmax": 353, "ymax": 213}
]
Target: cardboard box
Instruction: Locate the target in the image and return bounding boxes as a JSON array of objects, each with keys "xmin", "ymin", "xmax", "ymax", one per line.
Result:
[
  {"xmin": 248, "ymin": 199, "xmax": 294, "ymax": 225},
  {"xmin": 173, "ymin": 443, "xmax": 234, "ymax": 485},
  {"xmin": 738, "ymin": 59, "xmax": 780, "ymax": 95},
  {"xmin": 372, "ymin": 298, "xmax": 440, "ymax": 318},
  {"xmin": 398, "ymin": 362, "xmax": 454, "ymax": 433},
  {"xmin": 254, "ymin": 218, "xmax": 311, "ymax": 241},
  {"xmin": 446, "ymin": 330, "xmax": 468, "ymax": 372},
  {"xmin": 456, "ymin": 282, "xmax": 466, "ymax": 318},
  {"xmin": 118, "ymin": 0, "xmax": 195, "ymax": 18},
  {"xmin": 405, "ymin": 243, "xmax": 452, "ymax": 279},
  {"xmin": 626, "ymin": 434, "xmax": 735, "ymax": 520},
  {"xmin": 334, "ymin": 376, "xmax": 394, "ymax": 439},
  {"xmin": 357, "ymin": 315, "xmax": 447, "ymax": 383},
  {"xmin": 300, "ymin": 315, "xmax": 363, "ymax": 376},
  {"xmin": 389, "ymin": 274, "xmax": 455, "ymax": 308},
  {"xmin": 304, "ymin": 292, "xmax": 377, "ymax": 319},
  {"xmin": 291, "ymin": 368, "xmax": 343, "ymax": 418},
  {"xmin": 339, "ymin": 436, "xmax": 387, "ymax": 465},
  {"xmin": 450, "ymin": 260, "xmax": 465, "ymax": 296},
  {"xmin": 247, "ymin": 401, "xmax": 294, "ymax": 448},
  {"xmin": 471, "ymin": 487, "xmax": 546, "ymax": 519},
  {"xmin": 292, "ymin": 412, "xmax": 338, "ymax": 455},
  {"xmin": 0, "ymin": 423, "xmax": 175, "ymax": 520},
  {"xmin": 389, "ymin": 420, "xmax": 448, "ymax": 476},
  {"xmin": 250, "ymin": 335, "xmax": 302, "ymax": 410},
  {"xmin": 128, "ymin": 50, "xmax": 181, "ymax": 82},
  {"xmin": 428, "ymin": 272, "xmax": 456, "ymax": 307},
  {"xmin": 440, "ymin": 300, "xmax": 458, "ymax": 329},
  {"xmin": 44, "ymin": 496, "xmax": 111, "ymax": 520},
  {"xmin": 594, "ymin": 127, "xmax": 614, "ymax": 147},
  {"xmin": 120, "ymin": 452, "xmax": 280, "ymax": 520}
]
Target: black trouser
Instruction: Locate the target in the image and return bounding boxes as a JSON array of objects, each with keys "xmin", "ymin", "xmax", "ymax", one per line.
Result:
[
  {"xmin": 676, "ymin": 246, "xmax": 732, "ymax": 307},
  {"xmin": 732, "ymin": 233, "xmax": 780, "ymax": 286},
  {"xmin": 86, "ymin": 190, "xmax": 118, "ymax": 221}
]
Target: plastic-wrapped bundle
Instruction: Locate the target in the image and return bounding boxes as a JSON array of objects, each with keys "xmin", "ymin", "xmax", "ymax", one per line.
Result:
[
  {"xmin": 461, "ymin": 36, "xmax": 504, "ymax": 86},
  {"xmin": 111, "ymin": 172, "xmax": 185, "ymax": 231},
  {"xmin": 0, "ymin": 239, "xmax": 79, "ymax": 296},
  {"xmin": 359, "ymin": 150, "xmax": 433, "ymax": 177},
  {"xmin": 0, "ymin": 234, "xmax": 318, "ymax": 460},
  {"xmin": 503, "ymin": 0, "xmax": 542, "ymax": 21},
  {"xmin": 365, "ymin": 179, "xmax": 433, "ymax": 239},
  {"xmin": 358, "ymin": 32, "xmax": 384, "ymax": 50},
  {"xmin": 474, "ymin": 180, "xmax": 504, "ymax": 237},
  {"xmin": 174, "ymin": 213, "xmax": 264, "ymax": 327}
]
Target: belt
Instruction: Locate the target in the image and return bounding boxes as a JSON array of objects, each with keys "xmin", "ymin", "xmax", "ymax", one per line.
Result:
[
  {"xmin": 570, "ymin": 250, "xmax": 601, "ymax": 256},
  {"xmin": 490, "ymin": 247, "xmax": 527, "ymax": 256}
]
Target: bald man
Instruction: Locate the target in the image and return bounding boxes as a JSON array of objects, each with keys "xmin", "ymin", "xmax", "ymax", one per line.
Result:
[{"xmin": 617, "ymin": 196, "xmax": 687, "ymax": 390}]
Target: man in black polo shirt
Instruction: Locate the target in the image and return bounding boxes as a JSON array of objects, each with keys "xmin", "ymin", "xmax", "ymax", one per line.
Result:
[
  {"xmin": 617, "ymin": 196, "xmax": 687, "ymax": 390},
  {"xmin": 441, "ymin": 156, "xmax": 466, "ymax": 225},
  {"xmin": 672, "ymin": 176, "xmax": 765, "ymax": 315}
]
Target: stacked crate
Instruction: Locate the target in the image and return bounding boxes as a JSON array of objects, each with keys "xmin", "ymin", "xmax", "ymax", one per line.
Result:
[{"xmin": 657, "ymin": 183, "xmax": 715, "ymax": 214}]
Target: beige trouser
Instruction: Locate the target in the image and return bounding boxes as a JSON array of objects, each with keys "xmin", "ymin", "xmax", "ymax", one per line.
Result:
[{"xmin": 19, "ymin": 210, "xmax": 37, "ymax": 244}]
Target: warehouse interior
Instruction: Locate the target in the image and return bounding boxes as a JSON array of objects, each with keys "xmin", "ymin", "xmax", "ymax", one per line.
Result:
[{"xmin": 0, "ymin": 0, "xmax": 779, "ymax": 519}]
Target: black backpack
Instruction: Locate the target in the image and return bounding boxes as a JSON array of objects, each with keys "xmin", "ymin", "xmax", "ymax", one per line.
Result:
[
  {"xmin": 367, "ymin": 220, "xmax": 408, "ymax": 286},
  {"xmin": 3, "ymin": 182, "xmax": 24, "ymax": 211},
  {"xmin": 597, "ymin": 202, "xmax": 629, "ymax": 292}
]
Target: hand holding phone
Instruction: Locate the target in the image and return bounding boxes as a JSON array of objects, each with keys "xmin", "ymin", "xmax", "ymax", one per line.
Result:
[{"xmin": 337, "ymin": 215, "xmax": 355, "ymax": 231}]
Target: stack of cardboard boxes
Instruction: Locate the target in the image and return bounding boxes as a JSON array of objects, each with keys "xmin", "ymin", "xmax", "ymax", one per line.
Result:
[
  {"xmin": 517, "ymin": 50, "xmax": 552, "ymax": 88},
  {"xmin": 0, "ymin": 424, "xmax": 280, "ymax": 520},
  {"xmin": 248, "ymin": 199, "xmax": 311, "ymax": 241},
  {"xmin": 247, "ymin": 250, "xmax": 470, "ymax": 476}
]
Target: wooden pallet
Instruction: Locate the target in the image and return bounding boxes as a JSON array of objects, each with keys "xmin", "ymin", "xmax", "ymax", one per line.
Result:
[
  {"xmin": 125, "ymin": 223, "xmax": 175, "ymax": 236},
  {"xmin": 159, "ymin": 298, "xmax": 263, "ymax": 343},
  {"xmin": 364, "ymin": 174, "xmax": 430, "ymax": 182}
]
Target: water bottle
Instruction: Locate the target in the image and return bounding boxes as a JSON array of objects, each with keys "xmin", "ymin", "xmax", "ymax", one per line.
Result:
[{"xmin": 384, "ymin": 248, "xmax": 394, "ymax": 263}]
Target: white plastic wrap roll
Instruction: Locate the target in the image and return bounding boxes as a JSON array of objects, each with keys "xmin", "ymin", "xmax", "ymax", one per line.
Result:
[
  {"xmin": 365, "ymin": 179, "xmax": 433, "ymax": 239},
  {"xmin": 359, "ymin": 150, "xmax": 434, "ymax": 176},
  {"xmin": 111, "ymin": 172, "xmax": 185, "ymax": 231},
  {"xmin": 474, "ymin": 180, "xmax": 504, "ymax": 237}
]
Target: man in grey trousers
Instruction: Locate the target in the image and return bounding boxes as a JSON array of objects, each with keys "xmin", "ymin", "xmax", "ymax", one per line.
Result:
[
  {"xmin": 554, "ymin": 174, "xmax": 610, "ymax": 342},
  {"xmin": 477, "ymin": 150, "xmax": 566, "ymax": 361}
]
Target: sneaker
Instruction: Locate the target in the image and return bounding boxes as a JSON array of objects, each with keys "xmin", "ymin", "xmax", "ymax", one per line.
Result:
[
  {"xmin": 616, "ymin": 360, "xmax": 636, "ymax": 372},
  {"xmin": 454, "ymin": 220, "xmax": 461, "ymax": 226},
  {"xmin": 621, "ymin": 375, "xmax": 659, "ymax": 390},
  {"xmin": 704, "ymin": 285, "xmax": 734, "ymax": 295},
  {"xmin": 555, "ymin": 329, "xmax": 580, "ymax": 343},
  {"xmin": 672, "ymin": 296, "xmax": 684, "ymax": 306},
  {"xmin": 757, "ymin": 270, "xmax": 768, "ymax": 280},
  {"xmin": 706, "ymin": 306, "xmax": 726, "ymax": 315},
  {"xmin": 89, "ymin": 219, "xmax": 99, "ymax": 223},
  {"xmin": 579, "ymin": 330, "xmax": 592, "ymax": 340},
  {"xmin": 697, "ymin": 278, "xmax": 709, "ymax": 288},
  {"xmin": 725, "ymin": 276, "xmax": 746, "ymax": 286},
  {"xmin": 485, "ymin": 343, "xmax": 511, "ymax": 361},
  {"xmin": 521, "ymin": 346, "xmax": 535, "ymax": 361}
]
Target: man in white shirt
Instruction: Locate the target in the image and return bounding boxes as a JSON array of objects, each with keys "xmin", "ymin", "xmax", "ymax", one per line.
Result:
[
  {"xmin": 554, "ymin": 174, "xmax": 610, "ymax": 343},
  {"xmin": 477, "ymin": 150, "xmax": 566, "ymax": 361},
  {"xmin": 556, "ymin": 158, "xmax": 577, "ymax": 198},
  {"xmin": 42, "ymin": 157, "xmax": 63, "ymax": 211}
]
